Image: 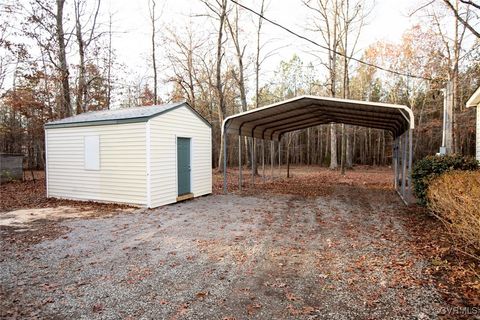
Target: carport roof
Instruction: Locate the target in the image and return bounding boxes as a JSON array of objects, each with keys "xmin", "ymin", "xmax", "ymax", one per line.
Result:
[{"xmin": 222, "ymin": 95, "xmax": 414, "ymax": 141}]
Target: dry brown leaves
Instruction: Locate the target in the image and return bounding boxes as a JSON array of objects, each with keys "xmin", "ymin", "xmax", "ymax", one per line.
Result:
[
  {"xmin": 126, "ymin": 266, "xmax": 153, "ymax": 284},
  {"xmin": 0, "ymin": 177, "xmax": 133, "ymax": 214},
  {"xmin": 1, "ymin": 175, "xmax": 135, "ymax": 248},
  {"xmin": 0, "ymin": 220, "xmax": 70, "ymax": 247},
  {"xmin": 215, "ymin": 165, "xmax": 480, "ymax": 311},
  {"xmin": 213, "ymin": 165, "xmax": 393, "ymax": 198},
  {"xmin": 402, "ymin": 205, "xmax": 480, "ymax": 310}
]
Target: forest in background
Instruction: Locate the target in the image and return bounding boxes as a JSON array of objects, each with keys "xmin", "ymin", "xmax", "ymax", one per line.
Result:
[{"xmin": 0, "ymin": 0, "xmax": 479, "ymax": 171}]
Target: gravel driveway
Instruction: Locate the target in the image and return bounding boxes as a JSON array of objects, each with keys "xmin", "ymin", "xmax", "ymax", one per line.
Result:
[{"xmin": 1, "ymin": 182, "xmax": 446, "ymax": 319}]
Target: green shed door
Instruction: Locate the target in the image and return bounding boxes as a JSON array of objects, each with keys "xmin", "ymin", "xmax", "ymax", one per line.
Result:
[{"xmin": 177, "ymin": 137, "xmax": 191, "ymax": 196}]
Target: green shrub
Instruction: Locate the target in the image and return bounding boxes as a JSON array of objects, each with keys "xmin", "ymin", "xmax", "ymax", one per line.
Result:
[{"xmin": 412, "ymin": 154, "xmax": 479, "ymax": 206}]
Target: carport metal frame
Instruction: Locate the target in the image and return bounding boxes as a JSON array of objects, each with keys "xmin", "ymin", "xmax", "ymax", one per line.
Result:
[{"xmin": 221, "ymin": 95, "xmax": 415, "ymax": 204}]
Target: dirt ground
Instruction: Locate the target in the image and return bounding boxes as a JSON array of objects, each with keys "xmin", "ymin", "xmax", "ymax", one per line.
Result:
[{"xmin": 1, "ymin": 166, "xmax": 479, "ymax": 319}]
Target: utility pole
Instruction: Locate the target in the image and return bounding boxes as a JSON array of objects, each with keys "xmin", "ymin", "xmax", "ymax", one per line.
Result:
[{"xmin": 440, "ymin": 81, "xmax": 454, "ymax": 155}]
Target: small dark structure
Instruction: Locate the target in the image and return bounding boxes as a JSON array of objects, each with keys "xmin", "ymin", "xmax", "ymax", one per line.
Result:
[{"xmin": 0, "ymin": 153, "xmax": 24, "ymax": 183}]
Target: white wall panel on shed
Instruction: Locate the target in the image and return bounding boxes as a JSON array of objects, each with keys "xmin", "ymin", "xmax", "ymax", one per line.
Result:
[
  {"xmin": 149, "ymin": 105, "xmax": 212, "ymax": 207},
  {"xmin": 84, "ymin": 135, "xmax": 100, "ymax": 170},
  {"xmin": 46, "ymin": 122, "xmax": 147, "ymax": 206}
]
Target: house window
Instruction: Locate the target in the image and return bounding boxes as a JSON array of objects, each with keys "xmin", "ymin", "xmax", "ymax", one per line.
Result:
[{"xmin": 84, "ymin": 135, "xmax": 100, "ymax": 170}]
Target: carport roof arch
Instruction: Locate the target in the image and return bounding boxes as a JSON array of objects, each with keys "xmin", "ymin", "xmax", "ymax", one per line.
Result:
[{"xmin": 222, "ymin": 95, "xmax": 414, "ymax": 141}]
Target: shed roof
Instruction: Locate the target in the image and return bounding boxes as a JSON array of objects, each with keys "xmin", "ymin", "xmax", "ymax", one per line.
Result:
[
  {"xmin": 45, "ymin": 102, "xmax": 211, "ymax": 129},
  {"xmin": 466, "ymin": 86, "xmax": 480, "ymax": 108},
  {"xmin": 222, "ymin": 95, "xmax": 414, "ymax": 141}
]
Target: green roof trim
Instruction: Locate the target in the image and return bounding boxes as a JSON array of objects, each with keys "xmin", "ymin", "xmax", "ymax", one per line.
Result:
[{"xmin": 44, "ymin": 116, "xmax": 151, "ymax": 129}]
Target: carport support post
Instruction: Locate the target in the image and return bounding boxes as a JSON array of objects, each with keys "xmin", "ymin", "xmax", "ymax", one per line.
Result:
[
  {"xmin": 252, "ymin": 138, "xmax": 255, "ymax": 185},
  {"xmin": 223, "ymin": 132, "xmax": 227, "ymax": 194},
  {"xmin": 401, "ymin": 132, "xmax": 407, "ymax": 200},
  {"xmin": 278, "ymin": 140, "xmax": 281, "ymax": 176},
  {"xmin": 262, "ymin": 140, "xmax": 265, "ymax": 183},
  {"xmin": 398, "ymin": 136, "xmax": 402, "ymax": 192},
  {"xmin": 398, "ymin": 138, "xmax": 402, "ymax": 193},
  {"xmin": 393, "ymin": 138, "xmax": 398, "ymax": 189},
  {"xmin": 238, "ymin": 135, "xmax": 242, "ymax": 191},
  {"xmin": 396, "ymin": 138, "xmax": 400, "ymax": 190},
  {"xmin": 397, "ymin": 136, "xmax": 403, "ymax": 194},
  {"xmin": 271, "ymin": 140, "xmax": 274, "ymax": 179},
  {"xmin": 408, "ymin": 129, "xmax": 413, "ymax": 202}
]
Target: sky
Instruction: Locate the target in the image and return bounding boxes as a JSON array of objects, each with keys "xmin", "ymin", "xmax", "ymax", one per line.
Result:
[
  {"xmin": 103, "ymin": 0, "xmax": 422, "ymax": 99},
  {"xmin": 107, "ymin": 0, "xmax": 419, "ymax": 56},
  {"xmin": 0, "ymin": 0, "xmax": 432, "ymax": 103}
]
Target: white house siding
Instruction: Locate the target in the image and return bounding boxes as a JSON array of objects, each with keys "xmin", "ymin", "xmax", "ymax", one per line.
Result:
[
  {"xmin": 46, "ymin": 122, "xmax": 147, "ymax": 206},
  {"xmin": 149, "ymin": 106, "xmax": 212, "ymax": 207}
]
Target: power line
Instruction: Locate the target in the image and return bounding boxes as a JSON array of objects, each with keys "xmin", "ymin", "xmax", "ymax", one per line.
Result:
[{"xmin": 229, "ymin": 0, "xmax": 432, "ymax": 81}]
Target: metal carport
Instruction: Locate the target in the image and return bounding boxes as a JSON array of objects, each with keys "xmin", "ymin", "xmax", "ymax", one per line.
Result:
[{"xmin": 221, "ymin": 95, "xmax": 415, "ymax": 204}]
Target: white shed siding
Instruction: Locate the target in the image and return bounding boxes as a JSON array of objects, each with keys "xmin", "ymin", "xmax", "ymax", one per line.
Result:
[
  {"xmin": 149, "ymin": 106, "xmax": 212, "ymax": 207},
  {"xmin": 46, "ymin": 123, "xmax": 147, "ymax": 205}
]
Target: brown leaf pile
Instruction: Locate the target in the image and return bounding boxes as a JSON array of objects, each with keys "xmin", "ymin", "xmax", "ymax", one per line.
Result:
[
  {"xmin": 0, "ymin": 178, "xmax": 133, "ymax": 214},
  {"xmin": 213, "ymin": 165, "xmax": 480, "ymax": 310},
  {"xmin": 402, "ymin": 205, "xmax": 480, "ymax": 310},
  {"xmin": 213, "ymin": 165, "xmax": 393, "ymax": 197},
  {"xmin": 1, "ymin": 175, "xmax": 135, "ymax": 247}
]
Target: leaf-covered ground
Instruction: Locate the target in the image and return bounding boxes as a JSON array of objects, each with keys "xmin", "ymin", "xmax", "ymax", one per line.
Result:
[
  {"xmin": 1, "ymin": 171, "xmax": 131, "ymax": 214},
  {"xmin": 0, "ymin": 166, "xmax": 478, "ymax": 319}
]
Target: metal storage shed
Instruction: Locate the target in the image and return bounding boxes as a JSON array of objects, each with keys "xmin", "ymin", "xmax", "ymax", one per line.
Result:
[
  {"xmin": 45, "ymin": 102, "xmax": 212, "ymax": 208},
  {"xmin": 466, "ymin": 86, "xmax": 480, "ymax": 161},
  {"xmin": 222, "ymin": 95, "xmax": 415, "ymax": 204}
]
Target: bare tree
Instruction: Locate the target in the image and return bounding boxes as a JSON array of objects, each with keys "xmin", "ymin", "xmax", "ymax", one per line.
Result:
[
  {"xmin": 74, "ymin": 0, "xmax": 102, "ymax": 113},
  {"xmin": 200, "ymin": 0, "xmax": 229, "ymax": 171},
  {"xmin": 426, "ymin": 1, "xmax": 470, "ymax": 152},
  {"xmin": 255, "ymin": 0, "xmax": 266, "ymax": 110},
  {"xmin": 253, "ymin": 0, "xmax": 267, "ymax": 174},
  {"xmin": 441, "ymin": 0, "xmax": 480, "ymax": 38},
  {"xmin": 20, "ymin": 0, "xmax": 71, "ymax": 117},
  {"xmin": 0, "ymin": 4, "xmax": 23, "ymax": 94},
  {"xmin": 226, "ymin": 3, "xmax": 261, "ymax": 174},
  {"xmin": 339, "ymin": 0, "xmax": 368, "ymax": 174},
  {"xmin": 56, "ymin": 0, "xmax": 72, "ymax": 117},
  {"xmin": 303, "ymin": 0, "xmax": 343, "ymax": 169},
  {"xmin": 226, "ymin": 6, "xmax": 247, "ymax": 114},
  {"xmin": 164, "ymin": 25, "xmax": 200, "ymax": 108},
  {"xmin": 106, "ymin": 12, "xmax": 113, "ymax": 109},
  {"xmin": 149, "ymin": 0, "xmax": 160, "ymax": 104},
  {"xmin": 162, "ymin": 18, "xmax": 226, "ymax": 121}
]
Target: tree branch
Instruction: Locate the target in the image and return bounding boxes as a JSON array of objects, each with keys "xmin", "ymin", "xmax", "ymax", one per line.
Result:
[{"xmin": 442, "ymin": 0, "xmax": 480, "ymax": 39}]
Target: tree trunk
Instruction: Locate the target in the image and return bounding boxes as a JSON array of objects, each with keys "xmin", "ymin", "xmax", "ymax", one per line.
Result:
[
  {"xmin": 150, "ymin": 0, "xmax": 158, "ymax": 104},
  {"xmin": 106, "ymin": 13, "xmax": 113, "ymax": 109},
  {"xmin": 75, "ymin": 1, "xmax": 86, "ymax": 113},
  {"xmin": 226, "ymin": 5, "xmax": 255, "ymax": 173},
  {"xmin": 287, "ymin": 134, "xmax": 291, "ymax": 178},
  {"xmin": 56, "ymin": 0, "xmax": 71, "ymax": 117},
  {"xmin": 346, "ymin": 127, "xmax": 352, "ymax": 168},
  {"xmin": 330, "ymin": 124, "xmax": 337, "ymax": 169},
  {"xmin": 215, "ymin": 0, "xmax": 227, "ymax": 171},
  {"xmin": 307, "ymin": 128, "xmax": 311, "ymax": 165},
  {"xmin": 452, "ymin": 0, "xmax": 460, "ymax": 153}
]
